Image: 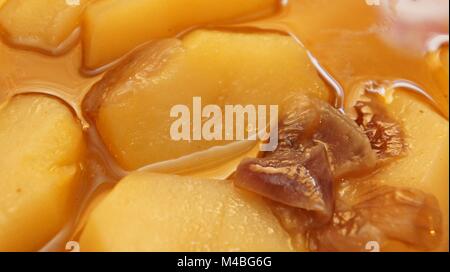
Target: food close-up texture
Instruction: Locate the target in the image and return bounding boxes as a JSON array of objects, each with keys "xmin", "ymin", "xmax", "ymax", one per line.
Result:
[{"xmin": 0, "ymin": 0, "xmax": 448, "ymax": 252}]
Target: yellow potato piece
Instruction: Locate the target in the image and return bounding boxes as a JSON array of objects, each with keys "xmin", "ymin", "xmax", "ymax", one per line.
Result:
[
  {"xmin": 0, "ymin": 0, "xmax": 91, "ymax": 54},
  {"xmin": 370, "ymin": 90, "xmax": 449, "ymax": 250},
  {"xmin": 0, "ymin": 0, "xmax": 6, "ymax": 9},
  {"xmin": 82, "ymin": 0, "xmax": 279, "ymax": 68},
  {"xmin": 93, "ymin": 30, "xmax": 329, "ymax": 170},
  {"xmin": 0, "ymin": 95, "xmax": 85, "ymax": 251},
  {"xmin": 79, "ymin": 172, "xmax": 293, "ymax": 252}
]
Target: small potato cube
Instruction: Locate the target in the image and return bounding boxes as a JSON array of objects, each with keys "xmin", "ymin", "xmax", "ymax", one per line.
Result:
[
  {"xmin": 0, "ymin": 0, "xmax": 91, "ymax": 53},
  {"xmin": 79, "ymin": 172, "xmax": 293, "ymax": 252},
  {"xmin": 82, "ymin": 0, "xmax": 279, "ymax": 68},
  {"xmin": 0, "ymin": 95, "xmax": 85, "ymax": 251}
]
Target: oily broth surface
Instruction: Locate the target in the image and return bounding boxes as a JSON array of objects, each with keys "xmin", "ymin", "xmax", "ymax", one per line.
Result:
[{"xmin": 0, "ymin": 0, "xmax": 448, "ymax": 251}]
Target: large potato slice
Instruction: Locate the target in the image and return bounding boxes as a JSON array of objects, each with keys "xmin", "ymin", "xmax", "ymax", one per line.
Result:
[
  {"xmin": 0, "ymin": 0, "xmax": 91, "ymax": 54},
  {"xmin": 90, "ymin": 30, "xmax": 329, "ymax": 171},
  {"xmin": 0, "ymin": 95, "xmax": 85, "ymax": 251},
  {"xmin": 79, "ymin": 172, "xmax": 293, "ymax": 252},
  {"xmin": 82, "ymin": 0, "xmax": 279, "ymax": 68}
]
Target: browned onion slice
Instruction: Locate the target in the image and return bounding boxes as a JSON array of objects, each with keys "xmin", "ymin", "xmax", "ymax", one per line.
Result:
[
  {"xmin": 236, "ymin": 144, "xmax": 334, "ymax": 221},
  {"xmin": 280, "ymin": 95, "xmax": 377, "ymax": 178},
  {"xmin": 346, "ymin": 82, "xmax": 407, "ymax": 161},
  {"xmin": 235, "ymin": 95, "xmax": 377, "ymax": 223},
  {"xmin": 270, "ymin": 181, "xmax": 442, "ymax": 252},
  {"xmin": 307, "ymin": 181, "xmax": 442, "ymax": 252}
]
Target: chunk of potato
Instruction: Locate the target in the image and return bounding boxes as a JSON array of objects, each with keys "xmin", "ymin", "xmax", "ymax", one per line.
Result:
[
  {"xmin": 82, "ymin": 0, "xmax": 279, "ymax": 68},
  {"xmin": 92, "ymin": 30, "xmax": 329, "ymax": 170},
  {"xmin": 0, "ymin": 95, "xmax": 85, "ymax": 251},
  {"xmin": 79, "ymin": 172, "xmax": 293, "ymax": 252},
  {"xmin": 366, "ymin": 90, "xmax": 449, "ymax": 250},
  {"xmin": 0, "ymin": 0, "xmax": 6, "ymax": 9},
  {"xmin": 0, "ymin": 0, "xmax": 91, "ymax": 54}
]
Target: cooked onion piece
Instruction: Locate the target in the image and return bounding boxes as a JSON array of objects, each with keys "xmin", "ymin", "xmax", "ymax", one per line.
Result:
[
  {"xmin": 346, "ymin": 81, "xmax": 407, "ymax": 162},
  {"xmin": 277, "ymin": 96, "xmax": 377, "ymax": 178},
  {"xmin": 308, "ymin": 181, "xmax": 442, "ymax": 252},
  {"xmin": 289, "ymin": 96, "xmax": 376, "ymax": 178},
  {"xmin": 236, "ymin": 144, "xmax": 334, "ymax": 221},
  {"xmin": 270, "ymin": 180, "xmax": 442, "ymax": 252},
  {"xmin": 235, "ymin": 95, "xmax": 376, "ymax": 218}
]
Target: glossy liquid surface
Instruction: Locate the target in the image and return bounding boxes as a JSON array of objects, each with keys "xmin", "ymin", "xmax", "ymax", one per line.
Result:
[{"xmin": 0, "ymin": 0, "xmax": 448, "ymax": 251}]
